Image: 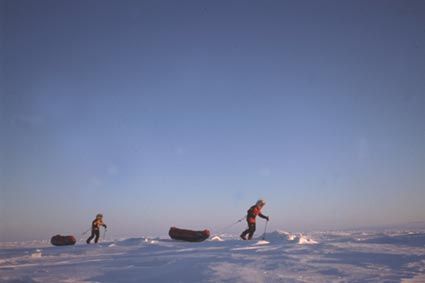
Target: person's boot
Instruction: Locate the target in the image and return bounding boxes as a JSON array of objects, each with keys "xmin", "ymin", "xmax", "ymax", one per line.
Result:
[{"xmin": 240, "ymin": 233, "xmax": 247, "ymax": 240}]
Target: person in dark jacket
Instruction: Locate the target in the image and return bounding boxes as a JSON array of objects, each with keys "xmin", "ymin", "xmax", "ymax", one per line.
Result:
[
  {"xmin": 240, "ymin": 199, "xmax": 269, "ymax": 240},
  {"xmin": 86, "ymin": 213, "xmax": 107, "ymax": 244}
]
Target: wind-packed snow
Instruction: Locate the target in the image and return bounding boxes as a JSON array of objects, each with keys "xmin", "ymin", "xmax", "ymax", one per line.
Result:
[{"xmin": 1, "ymin": 230, "xmax": 425, "ymax": 282}]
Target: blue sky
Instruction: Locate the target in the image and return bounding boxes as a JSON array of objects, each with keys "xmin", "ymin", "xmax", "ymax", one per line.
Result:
[{"xmin": 1, "ymin": 0, "xmax": 425, "ymax": 241}]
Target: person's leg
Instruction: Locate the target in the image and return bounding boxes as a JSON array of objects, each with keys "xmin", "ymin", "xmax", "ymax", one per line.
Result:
[
  {"xmin": 248, "ymin": 223, "xmax": 256, "ymax": 240},
  {"xmin": 240, "ymin": 228, "xmax": 249, "ymax": 239},
  {"xmin": 240, "ymin": 221, "xmax": 251, "ymax": 239},
  {"xmin": 94, "ymin": 230, "xmax": 100, "ymax": 243},
  {"xmin": 86, "ymin": 230, "xmax": 95, "ymax": 244}
]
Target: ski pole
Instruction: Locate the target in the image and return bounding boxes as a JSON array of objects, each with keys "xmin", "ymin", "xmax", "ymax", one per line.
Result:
[
  {"xmin": 103, "ymin": 228, "xmax": 107, "ymax": 241},
  {"xmin": 262, "ymin": 220, "xmax": 269, "ymax": 240}
]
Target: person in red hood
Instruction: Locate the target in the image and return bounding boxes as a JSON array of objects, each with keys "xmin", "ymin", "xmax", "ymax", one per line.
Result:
[{"xmin": 240, "ymin": 199, "xmax": 269, "ymax": 240}]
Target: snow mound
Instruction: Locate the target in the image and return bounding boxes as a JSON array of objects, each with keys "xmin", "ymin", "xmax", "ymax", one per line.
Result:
[
  {"xmin": 210, "ymin": 236, "xmax": 224, "ymax": 242},
  {"xmin": 115, "ymin": 237, "xmax": 152, "ymax": 246},
  {"xmin": 265, "ymin": 230, "xmax": 318, "ymax": 245},
  {"xmin": 255, "ymin": 240, "xmax": 270, "ymax": 245},
  {"xmin": 31, "ymin": 249, "xmax": 42, "ymax": 258},
  {"xmin": 298, "ymin": 235, "xmax": 318, "ymax": 245}
]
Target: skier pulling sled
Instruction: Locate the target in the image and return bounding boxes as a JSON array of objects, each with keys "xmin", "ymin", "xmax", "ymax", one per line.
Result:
[{"xmin": 240, "ymin": 199, "xmax": 269, "ymax": 240}]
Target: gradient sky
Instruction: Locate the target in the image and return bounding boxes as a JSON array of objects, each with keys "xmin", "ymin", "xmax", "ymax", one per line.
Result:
[{"xmin": 1, "ymin": 0, "xmax": 425, "ymax": 241}]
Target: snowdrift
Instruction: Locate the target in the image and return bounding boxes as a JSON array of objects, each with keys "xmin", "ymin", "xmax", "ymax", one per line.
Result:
[
  {"xmin": 362, "ymin": 232, "xmax": 425, "ymax": 247},
  {"xmin": 264, "ymin": 230, "xmax": 318, "ymax": 244}
]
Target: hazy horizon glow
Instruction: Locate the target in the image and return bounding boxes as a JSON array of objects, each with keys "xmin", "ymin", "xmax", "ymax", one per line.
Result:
[{"xmin": 1, "ymin": 0, "xmax": 425, "ymax": 241}]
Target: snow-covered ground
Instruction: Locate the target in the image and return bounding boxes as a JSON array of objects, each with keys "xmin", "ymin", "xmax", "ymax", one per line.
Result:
[{"xmin": 1, "ymin": 230, "xmax": 425, "ymax": 282}]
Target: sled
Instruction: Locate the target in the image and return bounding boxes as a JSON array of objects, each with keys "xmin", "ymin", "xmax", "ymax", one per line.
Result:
[
  {"xmin": 50, "ymin": 235, "xmax": 77, "ymax": 246},
  {"xmin": 168, "ymin": 227, "xmax": 210, "ymax": 242}
]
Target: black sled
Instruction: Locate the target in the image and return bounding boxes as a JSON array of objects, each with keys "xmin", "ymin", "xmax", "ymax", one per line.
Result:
[
  {"xmin": 168, "ymin": 227, "xmax": 210, "ymax": 242},
  {"xmin": 50, "ymin": 235, "xmax": 76, "ymax": 246}
]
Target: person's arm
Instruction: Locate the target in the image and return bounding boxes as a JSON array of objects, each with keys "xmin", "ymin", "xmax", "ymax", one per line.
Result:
[
  {"xmin": 259, "ymin": 213, "xmax": 269, "ymax": 221},
  {"xmin": 99, "ymin": 220, "xmax": 107, "ymax": 229}
]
